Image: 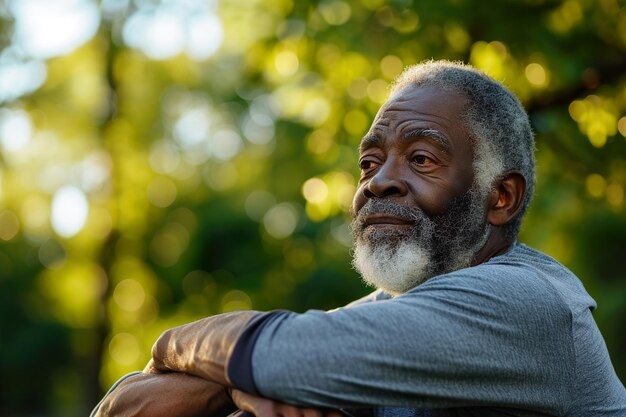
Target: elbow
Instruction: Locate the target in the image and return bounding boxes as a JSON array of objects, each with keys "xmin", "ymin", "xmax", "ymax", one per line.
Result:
[
  {"xmin": 94, "ymin": 393, "xmax": 120, "ymax": 417},
  {"xmin": 151, "ymin": 328, "xmax": 173, "ymax": 371}
]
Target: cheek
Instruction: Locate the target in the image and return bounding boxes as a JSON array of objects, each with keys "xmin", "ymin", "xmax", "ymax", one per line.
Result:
[
  {"xmin": 413, "ymin": 166, "xmax": 475, "ymax": 216},
  {"xmin": 408, "ymin": 181, "xmax": 462, "ymax": 217}
]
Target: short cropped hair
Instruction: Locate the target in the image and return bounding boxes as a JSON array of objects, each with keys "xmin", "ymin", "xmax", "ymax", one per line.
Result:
[{"xmin": 391, "ymin": 60, "xmax": 535, "ymax": 238}]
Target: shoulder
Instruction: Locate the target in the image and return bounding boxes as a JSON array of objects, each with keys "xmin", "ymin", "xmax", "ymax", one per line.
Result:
[
  {"xmin": 398, "ymin": 244, "xmax": 588, "ymax": 329},
  {"xmin": 417, "ymin": 244, "xmax": 587, "ymax": 300},
  {"xmin": 344, "ymin": 289, "xmax": 393, "ymax": 308}
]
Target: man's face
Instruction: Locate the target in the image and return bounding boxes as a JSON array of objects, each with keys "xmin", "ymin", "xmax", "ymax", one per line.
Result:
[{"xmin": 351, "ymin": 84, "xmax": 490, "ymax": 294}]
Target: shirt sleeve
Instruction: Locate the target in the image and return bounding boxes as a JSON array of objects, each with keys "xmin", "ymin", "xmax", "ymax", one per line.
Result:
[
  {"xmin": 227, "ymin": 263, "xmax": 575, "ymax": 413},
  {"xmin": 343, "ymin": 289, "xmax": 393, "ymax": 307}
]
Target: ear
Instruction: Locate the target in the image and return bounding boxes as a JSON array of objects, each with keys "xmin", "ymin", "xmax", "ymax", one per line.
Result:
[{"xmin": 486, "ymin": 171, "xmax": 526, "ymax": 227}]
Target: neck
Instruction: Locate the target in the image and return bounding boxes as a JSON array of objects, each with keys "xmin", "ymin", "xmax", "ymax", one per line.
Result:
[{"xmin": 471, "ymin": 226, "xmax": 515, "ymax": 266}]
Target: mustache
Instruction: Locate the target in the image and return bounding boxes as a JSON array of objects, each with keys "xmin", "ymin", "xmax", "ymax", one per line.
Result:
[{"xmin": 353, "ymin": 199, "xmax": 429, "ymax": 225}]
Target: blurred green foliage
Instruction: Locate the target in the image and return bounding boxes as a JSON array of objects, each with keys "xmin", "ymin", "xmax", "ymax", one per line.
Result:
[{"xmin": 1, "ymin": 0, "xmax": 625, "ymax": 415}]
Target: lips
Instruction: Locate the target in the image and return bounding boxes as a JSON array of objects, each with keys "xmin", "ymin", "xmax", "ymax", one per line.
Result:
[{"xmin": 363, "ymin": 214, "xmax": 415, "ymax": 227}]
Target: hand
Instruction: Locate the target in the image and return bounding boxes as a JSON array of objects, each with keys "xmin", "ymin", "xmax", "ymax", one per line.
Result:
[
  {"xmin": 94, "ymin": 371, "xmax": 232, "ymax": 417},
  {"xmin": 230, "ymin": 389, "xmax": 344, "ymax": 417}
]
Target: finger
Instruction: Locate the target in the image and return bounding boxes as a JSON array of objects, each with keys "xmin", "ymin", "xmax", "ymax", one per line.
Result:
[
  {"xmin": 142, "ymin": 359, "xmax": 159, "ymax": 374},
  {"xmin": 231, "ymin": 390, "xmax": 277, "ymax": 417},
  {"xmin": 275, "ymin": 404, "xmax": 323, "ymax": 417},
  {"xmin": 302, "ymin": 407, "xmax": 324, "ymax": 417},
  {"xmin": 230, "ymin": 389, "xmax": 244, "ymax": 407},
  {"xmin": 274, "ymin": 404, "xmax": 301, "ymax": 417},
  {"xmin": 230, "ymin": 389, "xmax": 260, "ymax": 411}
]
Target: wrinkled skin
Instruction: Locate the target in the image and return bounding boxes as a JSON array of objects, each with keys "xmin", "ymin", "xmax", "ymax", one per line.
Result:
[
  {"xmin": 93, "ymin": 371, "xmax": 233, "ymax": 417},
  {"xmin": 353, "ymin": 84, "xmax": 525, "ymax": 267}
]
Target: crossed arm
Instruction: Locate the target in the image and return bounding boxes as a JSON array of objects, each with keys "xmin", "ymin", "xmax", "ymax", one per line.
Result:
[
  {"xmin": 93, "ymin": 311, "xmax": 345, "ymax": 417},
  {"xmin": 94, "ymin": 272, "xmax": 568, "ymax": 415},
  {"xmin": 94, "ymin": 291, "xmax": 389, "ymax": 417},
  {"xmin": 93, "ymin": 369, "xmax": 341, "ymax": 417}
]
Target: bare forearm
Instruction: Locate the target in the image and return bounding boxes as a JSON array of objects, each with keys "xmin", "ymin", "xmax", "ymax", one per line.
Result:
[
  {"xmin": 94, "ymin": 372, "xmax": 233, "ymax": 417},
  {"xmin": 150, "ymin": 311, "xmax": 259, "ymax": 386}
]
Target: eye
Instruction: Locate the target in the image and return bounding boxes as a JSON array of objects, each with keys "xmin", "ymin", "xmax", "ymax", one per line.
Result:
[
  {"xmin": 410, "ymin": 154, "xmax": 437, "ymax": 172},
  {"xmin": 359, "ymin": 159, "xmax": 378, "ymax": 171},
  {"xmin": 412, "ymin": 155, "xmax": 434, "ymax": 166}
]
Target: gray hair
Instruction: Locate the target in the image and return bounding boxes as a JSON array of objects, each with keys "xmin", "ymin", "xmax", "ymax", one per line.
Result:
[{"xmin": 390, "ymin": 60, "xmax": 535, "ymax": 238}]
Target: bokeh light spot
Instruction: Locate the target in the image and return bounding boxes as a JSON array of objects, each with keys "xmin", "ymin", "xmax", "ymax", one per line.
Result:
[
  {"xmin": 204, "ymin": 162, "xmax": 238, "ymax": 191},
  {"xmin": 0, "ymin": 210, "xmax": 20, "ymax": 241},
  {"xmin": 343, "ymin": 109, "xmax": 369, "ymax": 136},
  {"xmin": 0, "ymin": 51, "xmax": 47, "ymax": 102},
  {"xmin": 306, "ymin": 129, "xmax": 335, "ymax": 155},
  {"xmin": 263, "ymin": 202, "xmax": 298, "ymax": 239},
  {"xmin": 221, "ymin": 290, "xmax": 252, "ymax": 312},
  {"xmin": 393, "ymin": 10, "xmax": 420, "ymax": 34},
  {"xmin": 617, "ymin": 116, "xmax": 626, "ymax": 137},
  {"xmin": 347, "ymin": 77, "xmax": 369, "ymax": 100},
  {"xmin": 367, "ymin": 79, "xmax": 389, "ymax": 104},
  {"xmin": 149, "ymin": 140, "xmax": 181, "ymax": 174},
  {"xmin": 587, "ymin": 124, "xmax": 608, "ymax": 148},
  {"xmin": 210, "ymin": 129, "xmax": 243, "ymax": 161},
  {"xmin": 469, "ymin": 41, "xmax": 508, "ymax": 80},
  {"xmin": 187, "ymin": 12, "xmax": 223, "ymax": 60},
  {"xmin": 380, "ymin": 55, "xmax": 403, "ymax": 80},
  {"xmin": 150, "ymin": 230, "xmax": 183, "ymax": 267},
  {"xmin": 606, "ymin": 183, "xmax": 624, "ymax": 207},
  {"xmin": 302, "ymin": 97, "xmax": 331, "ymax": 127},
  {"xmin": 21, "ymin": 195, "xmax": 50, "ymax": 233},
  {"xmin": 38, "ymin": 262, "xmax": 104, "ymax": 328},
  {"xmin": 174, "ymin": 107, "xmax": 211, "ymax": 149},
  {"xmin": 242, "ymin": 113, "xmax": 275, "ymax": 145},
  {"xmin": 274, "ymin": 50, "xmax": 299, "ymax": 77},
  {"xmin": 123, "ymin": 9, "xmax": 185, "ymax": 60},
  {"xmin": 147, "ymin": 177, "xmax": 178, "ymax": 208},
  {"xmin": 109, "ymin": 333, "xmax": 141, "ymax": 366},
  {"xmin": 548, "ymin": 0, "xmax": 583, "ymax": 33},
  {"xmin": 11, "ymin": 0, "xmax": 100, "ymax": 59},
  {"xmin": 568, "ymin": 100, "xmax": 586, "ymax": 122},
  {"xmin": 318, "ymin": 1, "xmax": 352, "ymax": 26},
  {"xmin": 38, "ymin": 238, "xmax": 67, "ymax": 270},
  {"xmin": 525, "ymin": 63, "xmax": 548, "ymax": 87},
  {"xmin": 51, "ymin": 186, "xmax": 89, "ymax": 238},
  {"xmin": 586, "ymin": 174, "xmax": 607, "ymax": 198},
  {"xmin": 361, "ymin": 0, "xmax": 385, "ymax": 10},
  {"xmin": 570, "ymin": 95, "xmax": 617, "ymax": 148},
  {"xmin": 0, "ymin": 108, "xmax": 33, "ymax": 152},
  {"xmin": 302, "ymin": 178, "xmax": 328, "ymax": 204},
  {"xmin": 245, "ymin": 190, "xmax": 276, "ymax": 222},
  {"xmin": 113, "ymin": 279, "xmax": 146, "ymax": 312},
  {"xmin": 445, "ymin": 24, "xmax": 471, "ymax": 52}
]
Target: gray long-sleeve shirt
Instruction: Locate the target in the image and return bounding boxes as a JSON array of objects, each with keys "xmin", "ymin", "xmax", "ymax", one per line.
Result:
[{"xmin": 227, "ymin": 244, "xmax": 626, "ymax": 416}]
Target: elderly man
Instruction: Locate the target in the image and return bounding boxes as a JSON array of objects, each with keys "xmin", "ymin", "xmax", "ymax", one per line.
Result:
[{"xmin": 93, "ymin": 61, "xmax": 626, "ymax": 417}]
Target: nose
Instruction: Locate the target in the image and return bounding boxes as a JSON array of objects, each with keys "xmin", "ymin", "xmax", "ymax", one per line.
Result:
[{"xmin": 364, "ymin": 160, "xmax": 408, "ymax": 199}]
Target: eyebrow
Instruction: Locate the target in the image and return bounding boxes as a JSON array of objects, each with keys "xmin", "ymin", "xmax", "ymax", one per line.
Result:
[
  {"xmin": 358, "ymin": 128, "xmax": 452, "ymax": 154},
  {"xmin": 403, "ymin": 128, "xmax": 451, "ymax": 153},
  {"xmin": 359, "ymin": 134, "xmax": 380, "ymax": 152}
]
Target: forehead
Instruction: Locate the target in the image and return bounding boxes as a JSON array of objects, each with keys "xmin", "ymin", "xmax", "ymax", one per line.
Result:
[{"xmin": 361, "ymin": 84, "xmax": 471, "ymax": 152}]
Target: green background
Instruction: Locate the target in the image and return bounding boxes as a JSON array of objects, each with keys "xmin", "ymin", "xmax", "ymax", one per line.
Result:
[{"xmin": 1, "ymin": 0, "xmax": 625, "ymax": 416}]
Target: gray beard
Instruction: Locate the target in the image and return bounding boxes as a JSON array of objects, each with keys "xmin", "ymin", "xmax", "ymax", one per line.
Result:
[{"xmin": 351, "ymin": 191, "xmax": 489, "ymax": 295}]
